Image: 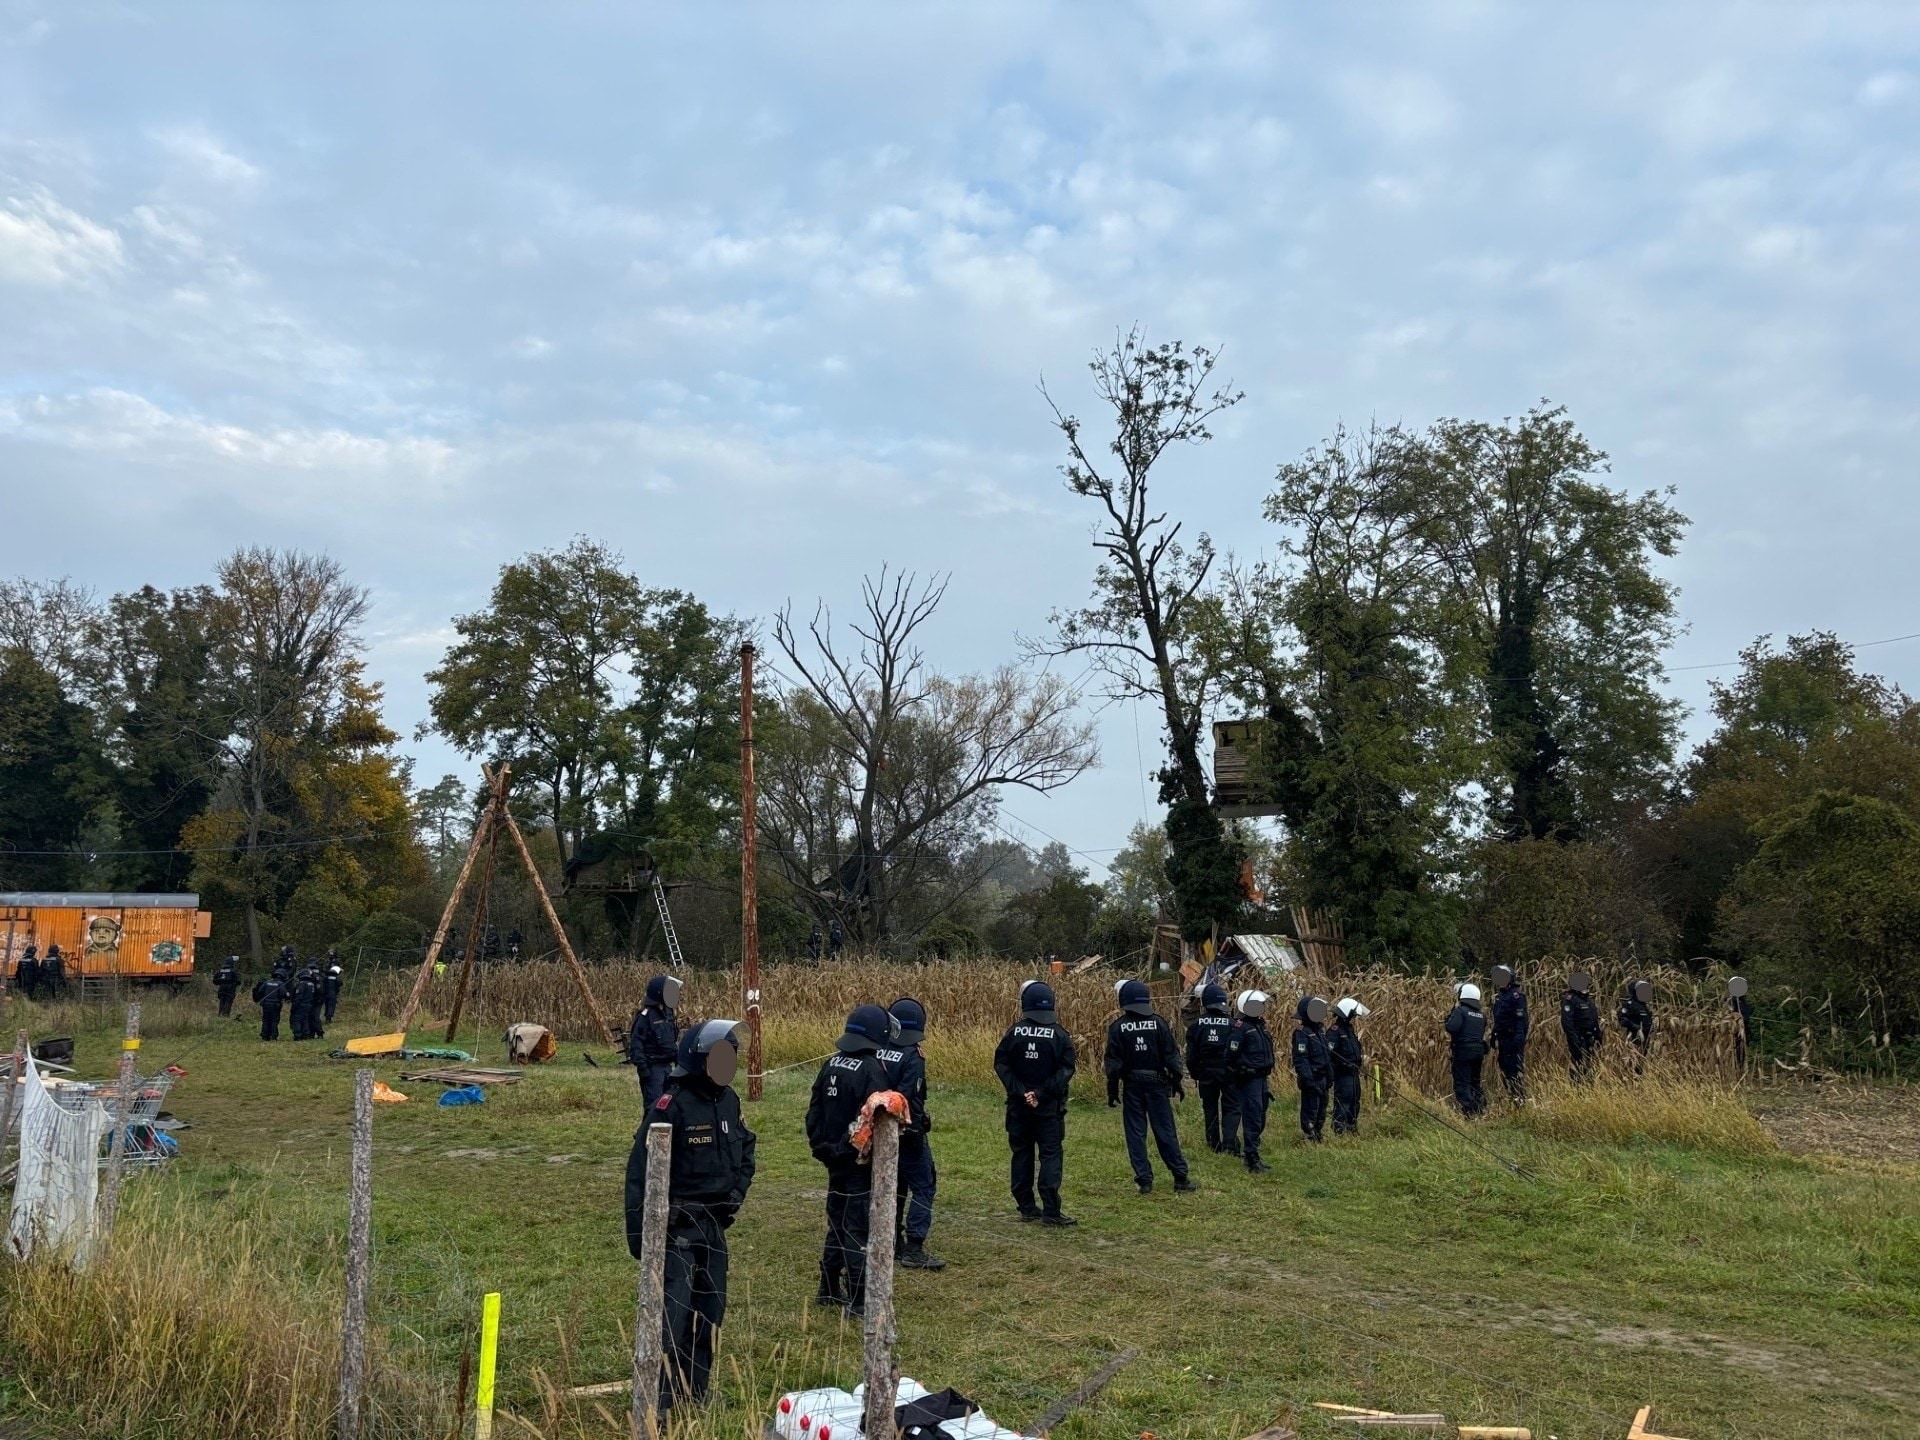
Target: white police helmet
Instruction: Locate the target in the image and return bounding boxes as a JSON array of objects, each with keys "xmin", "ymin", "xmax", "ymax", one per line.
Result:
[
  {"xmin": 1335, "ymin": 997, "xmax": 1369, "ymax": 1019},
  {"xmin": 1237, "ymin": 990, "xmax": 1269, "ymax": 1018},
  {"xmin": 1457, "ymin": 982, "xmax": 1482, "ymax": 1003}
]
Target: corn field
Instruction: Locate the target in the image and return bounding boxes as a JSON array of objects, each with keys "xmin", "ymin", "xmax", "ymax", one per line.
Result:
[{"xmin": 371, "ymin": 954, "xmax": 1748, "ymax": 1101}]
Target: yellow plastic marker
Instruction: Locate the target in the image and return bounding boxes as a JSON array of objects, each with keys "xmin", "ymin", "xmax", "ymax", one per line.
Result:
[
  {"xmin": 1372, "ymin": 1063, "xmax": 1382, "ymax": 1103},
  {"xmin": 123, "ymin": 1037, "xmax": 141, "ymax": 1051},
  {"xmin": 475, "ymin": 1291, "xmax": 501, "ymax": 1440}
]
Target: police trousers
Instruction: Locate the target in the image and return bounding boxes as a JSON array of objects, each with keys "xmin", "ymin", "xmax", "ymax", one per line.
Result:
[
  {"xmin": 1332, "ymin": 1072, "xmax": 1360, "ymax": 1134},
  {"xmin": 661, "ymin": 1210, "xmax": 729, "ymax": 1407},
  {"xmin": 259, "ymin": 1004, "xmax": 281, "ymax": 1041},
  {"xmin": 638, "ymin": 1063, "xmax": 671, "ymax": 1111},
  {"xmin": 217, "ymin": 990, "xmax": 236, "ymax": 1017},
  {"xmin": 1121, "ymin": 1078, "xmax": 1188, "ymax": 1186},
  {"xmin": 1005, "ymin": 1103, "xmax": 1066, "ymax": 1216},
  {"xmin": 1298, "ymin": 1083, "xmax": 1328, "ymax": 1141},
  {"xmin": 897, "ymin": 1138, "xmax": 936, "ymax": 1244},
  {"xmin": 1197, "ymin": 1076, "xmax": 1240, "ymax": 1150},
  {"xmin": 1569, "ymin": 1039, "xmax": 1599, "ymax": 1084},
  {"xmin": 1452, "ymin": 1053, "xmax": 1486, "ymax": 1116},
  {"xmin": 820, "ymin": 1161, "xmax": 871, "ymax": 1302},
  {"xmin": 1496, "ymin": 1042, "xmax": 1526, "ymax": 1099},
  {"xmin": 1231, "ymin": 1076, "xmax": 1270, "ymax": 1161},
  {"xmin": 324, "ymin": 990, "xmax": 340, "ymax": 1024}
]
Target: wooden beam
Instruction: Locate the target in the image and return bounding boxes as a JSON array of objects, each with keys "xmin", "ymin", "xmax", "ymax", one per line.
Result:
[
  {"xmin": 398, "ymin": 774, "xmax": 496, "ymax": 1033},
  {"xmin": 1627, "ymin": 1406, "xmax": 1689, "ymax": 1440},
  {"xmin": 1033, "ymin": 1348, "xmax": 1140, "ymax": 1435},
  {"xmin": 498, "ymin": 801, "xmax": 616, "ymax": 1047},
  {"xmin": 444, "ymin": 786, "xmax": 503, "ymax": 1043}
]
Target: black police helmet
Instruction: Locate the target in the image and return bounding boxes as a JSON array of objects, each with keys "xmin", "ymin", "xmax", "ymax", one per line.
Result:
[
  {"xmin": 1116, "ymin": 978, "xmax": 1153, "ymax": 1016},
  {"xmin": 889, "ymin": 997, "xmax": 927, "ymax": 1045},
  {"xmin": 838, "ymin": 1004, "xmax": 893, "ymax": 1053},
  {"xmin": 1019, "ymin": 980, "xmax": 1056, "ymax": 1015},
  {"xmin": 676, "ymin": 1019, "xmax": 744, "ymax": 1085},
  {"xmin": 1201, "ymin": 982, "xmax": 1229, "ymax": 1012}
]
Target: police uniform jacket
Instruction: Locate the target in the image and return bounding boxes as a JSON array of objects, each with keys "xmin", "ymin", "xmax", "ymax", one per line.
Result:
[
  {"xmin": 1327, "ymin": 1019, "xmax": 1363, "ymax": 1077},
  {"xmin": 253, "ymin": 975, "xmax": 287, "ymax": 1008},
  {"xmin": 1226, "ymin": 1016, "xmax": 1275, "ymax": 1078},
  {"xmin": 1445, "ymin": 1001, "xmax": 1488, "ymax": 1059},
  {"xmin": 1617, "ymin": 997, "xmax": 1654, "ymax": 1045},
  {"xmin": 1560, "ymin": 992, "xmax": 1602, "ymax": 1048},
  {"xmin": 629, "ymin": 1004, "xmax": 679, "ymax": 1070},
  {"xmin": 214, "ymin": 965, "xmax": 241, "ymax": 995},
  {"xmin": 1185, "ymin": 1011, "xmax": 1233, "ymax": 1082},
  {"xmin": 876, "ymin": 1042, "xmax": 931, "ymax": 1144},
  {"xmin": 625, "ymin": 1075, "xmax": 756, "ymax": 1257},
  {"xmin": 993, "ymin": 1018, "xmax": 1076, "ymax": 1115},
  {"xmin": 1104, "ymin": 1012, "xmax": 1184, "ymax": 1101},
  {"xmin": 323, "ymin": 967, "xmax": 343, "ymax": 1000},
  {"xmin": 1730, "ymin": 994, "xmax": 1753, "ymax": 1042},
  {"xmin": 806, "ymin": 1051, "xmax": 888, "ymax": 1167},
  {"xmin": 1291, "ymin": 1022, "xmax": 1333, "ymax": 1089},
  {"xmin": 1493, "ymin": 986, "xmax": 1530, "ymax": 1047}
]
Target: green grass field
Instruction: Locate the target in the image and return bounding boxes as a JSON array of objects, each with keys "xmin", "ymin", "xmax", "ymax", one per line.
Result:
[{"xmin": 3, "ymin": 998, "xmax": 1918, "ymax": 1439}]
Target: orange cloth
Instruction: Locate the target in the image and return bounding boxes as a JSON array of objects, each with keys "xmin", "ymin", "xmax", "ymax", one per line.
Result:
[
  {"xmin": 849, "ymin": 1088, "xmax": 912, "ymax": 1159},
  {"xmin": 371, "ymin": 1081, "xmax": 408, "ymax": 1104}
]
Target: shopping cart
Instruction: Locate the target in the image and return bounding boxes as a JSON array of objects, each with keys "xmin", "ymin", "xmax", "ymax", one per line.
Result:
[{"xmin": 48, "ymin": 1070, "xmax": 180, "ymax": 1170}]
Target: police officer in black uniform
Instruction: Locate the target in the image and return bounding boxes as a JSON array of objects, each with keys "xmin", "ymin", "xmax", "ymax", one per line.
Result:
[
  {"xmin": 1728, "ymin": 976, "xmax": 1753, "ymax": 1068},
  {"xmin": 1618, "ymin": 979, "xmax": 1654, "ymax": 1063},
  {"xmin": 1560, "ymin": 972, "xmax": 1603, "ymax": 1082},
  {"xmin": 1445, "ymin": 983, "xmax": 1489, "ymax": 1116},
  {"xmin": 1226, "ymin": 991, "xmax": 1276, "ymax": 1172},
  {"xmin": 253, "ymin": 968, "xmax": 287, "ymax": 1041},
  {"xmin": 1291, "ymin": 995, "xmax": 1333, "ymax": 1142},
  {"xmin": 1186, "ymin": 983, "xmax": 1238, "ymax": 1153},
  {"xmin": 880, "ymin": 997, "xmax": 945, "ymax": 1271},
  {"xmin": 291, "ymin": 962, "xmax": 323, "ymax": 1041},
  {"xmin": 40, "ymin": 944, "xmax": 65, "ymax": 1000},
  {"xmin": 214, "ymin": 956, "xmax": 242, "ymax": 1017},
  {"xmin": 1104, "ymin": 979, "xmax": 1195, "ymax": 1195},
  {"xmin": 323, "ymin": 953, "xmax": 343, "ymax": 1024},
  {"xmin": 992, "ymin": 980, "xmax": 1077, "ymax": 1226},
  {"xmin": 626, "ymin": 1019, "xmax": 755, "ymax": 1416},
  {"xmin": 1491, "ymin": 965, "xmax": 1529, "ymax": 1099},
  {"xmin": 629, "ymin": 975, "xmax": 684, "ymax": 1109},
  {"xmin": 1329, "ymin": 997, "xmax": 1367, "ymax": 1136},
  {"xmin": 13, "ymin": 944, "xmax": 38, "ymax": 1003},
  {"xmin": 806, "ymin": 1005, "xmax": 893, "ymax": 1316}
]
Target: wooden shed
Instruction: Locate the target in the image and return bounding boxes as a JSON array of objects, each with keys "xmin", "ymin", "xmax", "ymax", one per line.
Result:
[{"xmin": 0, "ymin": 893, "xmax": 211, "ymax": 985}]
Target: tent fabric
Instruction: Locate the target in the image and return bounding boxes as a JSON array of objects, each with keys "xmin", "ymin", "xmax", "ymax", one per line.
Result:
[{"xmin": 7, "ymin": 1056, "xmax": 109, "ymax": 1267}]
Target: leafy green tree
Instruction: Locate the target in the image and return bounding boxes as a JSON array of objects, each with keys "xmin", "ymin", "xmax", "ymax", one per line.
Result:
[
  {"xmin": 1722, "ymin": 791, "xmax": 1920, "ymax": 1039},
  {"xmin": 0, "ymin": 650, "xmax": 110, "ymax": 890},
  {"xmin": 1460, "ymin": 837, "xmax": 1674, "ymax": 974},
  {"xmin": 1011, "ymin": 866, "xmax": 1105, "ymax": 960},
  {"xmin": 1412, "ymin": 404, "xmax": 1687, "ymax": 840}
]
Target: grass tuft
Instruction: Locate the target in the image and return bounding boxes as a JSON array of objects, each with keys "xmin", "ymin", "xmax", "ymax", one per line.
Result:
[{"xmin": 1512, "ymin": 1078, "xmax": 1777, "ymax": 1156}]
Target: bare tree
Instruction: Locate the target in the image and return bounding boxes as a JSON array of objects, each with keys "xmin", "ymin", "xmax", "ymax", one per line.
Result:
[
  {"xmin": 1036, "ymin": 327, "xmax": 1241, "ymax": 805},
  {"xmin": 0, "ymin": 577, "xmax": 102, "ymax": 687},
  {"xmin": 766, "ymin": 570, "xmax": 1097, "ymax": 947}
]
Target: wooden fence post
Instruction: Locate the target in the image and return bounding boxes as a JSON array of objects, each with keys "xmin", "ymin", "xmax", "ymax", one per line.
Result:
[
  {"xmin": 0, "ymin": 1028, "xmax": 26, "ymax": 1152},
  {"xmin": 338, "ymin": 1068, "xmax": 374, "ymax": 1440},
  {"xmin": 630, "ymin": 1122, "xmax": 672, "ymax": 1439},
  {"xmin": 96, "ymin": 1002, "xmax": 141, "ymax": 1237},
  {"xmin": 862, "ymin": 1110, "xmax": 901, "ymax": 1440}
]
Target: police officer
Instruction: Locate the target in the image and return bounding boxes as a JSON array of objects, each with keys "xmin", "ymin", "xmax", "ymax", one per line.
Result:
[
  {"xmin": 1329, "ymin": 997, "xmax": 1367, "ymax": 1136},
  {"xmin": 214, "ymin": 956, "xmax": 242, "ymax": 1017},
  {"xmin": 1618, "ymin": 979, "xmax": 1654, "ymax": 1062},
  {"xmin": 1185, "ymin": 983, "xmax": 1238, "ymax": 1153},
  {"xmin": 1104, "ymin": 979, "xmax": 1195, "ymax": 1196},
  {"xmin": 806, "ymin": 1005, "xmax": 893, "ymax": 1316},
  {"xmin": 253, "ymin": 968, "xmax": 287, "ymax": 1041},
  {"xmin": 1226, "ymin": 991, "xmax": 1276, "ymax": 1172},
  {"xmin": 880, "ymin": 997, "xmax": 945, "ymax": 1271},
  {"xmin": 323, "ymin": 957, "xmax": 344, "ymax": 1024},
  {"xmin": 1728, "ymin": 976, "xmax": 1753, "ymax": 1069},
  {"xmin": 277, "ymin": 943, "xmax": 296, "ymax": 975},
  {"xmin": 1560, "ymin": 972, "xmax": 1603, "ymax": 1082},
  {"xmin": 291, "ymin": 963, "xmax": 323, "ymax": 1041},
  {"xmin": 14, "ymin": 944, "xmax": 39, "ymax": 1003},
  {"xmin": 1490, "ymin": 965, "xmax": 1529, "ymax": 1099},
  {"xmin": 1291, "ymin": 996, "xmax": 1333, "ymax": 1142},
  {"xmin": 806, "ymin": 923, "xmax": 822, "ymax": 962},
  {"xmin": 1445, "ymin": 983, "xmax": 1489, "ymax": 1116},
  {"xmin": 992, "ymin": 980, "xmax": 1077, "ymax": 1226},
  {"xmin": 827, "ymin": 918, "xmax": 845, "ymax": 959},
  {"xmin": 629, "ymin": 975, "xmax": 684, "ymax": 1108},
  {"xmin": 41, "ymin": 944, "xmax": 65, "ymax": 1001},
  {"xmin": 626, "ymin": 1019, "xmax": 756, "ymax": 1416}
]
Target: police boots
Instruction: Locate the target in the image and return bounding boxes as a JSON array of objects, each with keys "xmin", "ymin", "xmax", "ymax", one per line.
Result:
[{"xmin": 899, "ymin": 1240, "xmax": 947, "ymax": 1271}]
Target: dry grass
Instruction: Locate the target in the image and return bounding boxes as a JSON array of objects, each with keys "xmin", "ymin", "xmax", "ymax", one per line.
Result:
[
  {"xmin": 1511, "ymin": 1077, "xmax": 1777, "ymax": 1156},
  {"xmin": 0, "ymin": 1196, "xmax": 446, "ymax": 1439},
  {"xmin": 371, "ymin": 955, "xmax": 1747, "ymax": 1103}
]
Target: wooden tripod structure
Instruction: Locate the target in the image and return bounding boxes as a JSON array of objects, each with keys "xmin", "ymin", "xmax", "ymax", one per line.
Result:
[{"xmin": 396, "ymin": 762, "xmax": 617, "ymax": 1048}]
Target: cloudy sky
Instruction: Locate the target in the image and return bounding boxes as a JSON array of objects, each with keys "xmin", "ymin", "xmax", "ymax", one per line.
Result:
[{"xmin": 4, "ymin": 2, "xmax": 1918, "ymax": 869}]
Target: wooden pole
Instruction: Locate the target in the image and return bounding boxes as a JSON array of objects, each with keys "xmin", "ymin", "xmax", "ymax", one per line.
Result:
[
  {"xmin": 338, "ymin": 1068, "xmax": 374, "ymax": 1440},
  {"xmin": 0, "ymin": 1028, "xmax": 25, "ymax": 1151},
  {"xmin": 97, "ymin": 1002, "xmax": 141, "ymax": 1238},
  {"xmin": 630, "ymin": 1122, "xmax": 672, "ymax": 1439},
  {"xmin": 499, "ymin": 804, "xmax": 617, "ymax": 1048},
  {"xmin": 740, "ymin": 640, "xmax": 763, "ymax": 1101},
  {"xmin": 862, "ymin": 1110, "xmax": 902, "ymax": 1440},
  {"xmin": 445, "ymin": 795, "xmax": 503, "ymax": 1043},
  {"xmin": 398, "ymin": 778, "xmax": 497, "ymax": 1032},
  {"xmin": 0, "ymin": 915, "xmax": 15, "ymax": 1020}
]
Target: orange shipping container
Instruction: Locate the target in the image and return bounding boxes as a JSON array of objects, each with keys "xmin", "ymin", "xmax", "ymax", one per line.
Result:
[{"xmin": 0, "ymin": 893, "xmax": 210, "ymax": 983}]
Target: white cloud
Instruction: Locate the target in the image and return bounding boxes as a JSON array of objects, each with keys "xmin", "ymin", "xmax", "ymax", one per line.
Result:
[
  {"xmin": 0, "ymin": 188, "xmax": 123, "ymax": 286},
  {"xmin": 151, "ymin": 125, "xmax": 261, "ymax": 185}
]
